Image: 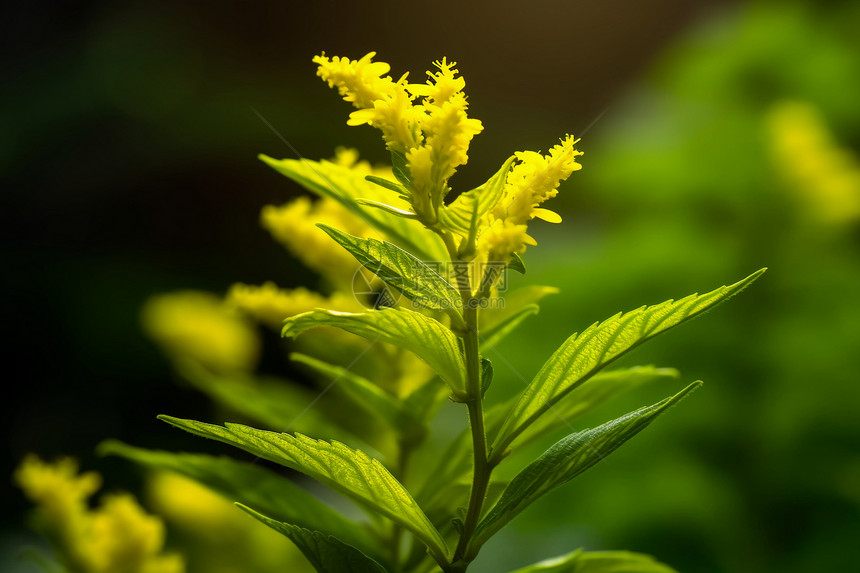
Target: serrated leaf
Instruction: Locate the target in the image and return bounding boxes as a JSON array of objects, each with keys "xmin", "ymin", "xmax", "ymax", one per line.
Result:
[
  {"xmin": 238, "ymin": 505, "xmax": 389, "ymax": 573},
  {"xmin": 318, "ymin": 225, "xmax": 462, "ymax": 314},
  {"xmin": 508, "ymin": 548, "xmax": 678, "ymax": 573},
  {"xmin": 438, "ymin": 156, "xmax": 516, "ymax": 236},
  {"xmin": 283, "ymin": 307, "xmax": 466, "ymax": 393},
  {"xmin": 493, "ymin": 269, "xmax": 765, "ymax": 453},
  {"xmin": 356, "ymin": 198, "xmax": 417, "ymax": 219},
  {"xmin": 259, "ymin": 154, "xmax": 445, "ymax": 261},
  {"xmin": 177, "ymin": 361, "xmax": 363, "ymax": 446},
  {"xmin": 290, "ymin": 352, "xmax": 420, "ymax": 438},
  {"xmin": 98, "ymin": 441, "xmax": 375, "ymax": 554},
  {"xmin": 415, "ymin": 366, "xmax": 674, "ymax": 516},
  {"xmin": 474, "ymin": 382, "xmax": 701, "ymax": 545},
  {"xmin": 508, "ymin": 253, "xmax": 526, "ymax": 274},
  {"xmin": 509, "ymin": 366, "xmax": 680, "ymax": 450},
  {"xmin": 158, "ymin": 416, "xmax": 449, "ymax": 562}
]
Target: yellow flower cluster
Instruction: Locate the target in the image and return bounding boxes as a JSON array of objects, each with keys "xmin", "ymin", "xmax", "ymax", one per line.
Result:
[
  {"xmin": 15, "ymin": 456, "xmax": 184, "ymax": 573},
  {"xmin": 767, "ymin": 101, "xmax": 860, "ymax": 224},
  {"xmin": 227, "ymin": 282, "xmax": 359, "ymax": 329},
  {"xmin": 141, "ymin": 291, "xmax": 259, "ymax": 373},
  {"xmin": 479, "ymin": 135, "xmax": 583, "ymax": 260},
  {"xmin": 314, "ymin": 53, "xmax": 483, "ymax": 223}
]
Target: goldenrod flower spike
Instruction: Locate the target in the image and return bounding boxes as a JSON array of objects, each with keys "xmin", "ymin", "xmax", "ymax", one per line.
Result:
[
  {"xmin": 313, "ymin": 52, "xmax": 395, "ymax": 110},
  {"xmin": 494, "ymin": 134, "xmax": 583, "ymax": 226}
]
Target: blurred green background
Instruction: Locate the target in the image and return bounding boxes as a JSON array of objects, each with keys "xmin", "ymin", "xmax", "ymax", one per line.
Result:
[{"xmin": 3, "ymin": 0, "xmax": 859, "ymax": 572}]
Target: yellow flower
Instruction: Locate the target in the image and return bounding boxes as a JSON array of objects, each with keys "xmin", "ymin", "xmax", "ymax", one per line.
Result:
[
  {"xmin": 493, "ymin": 135, "xmax": 583, "ymax": 225},
  {"xmin": 348, "ymin": 78, "xmax": 424, "ymax": 151},
  {"xmin": 474, "ymin": 135, "xmax": 582, "ymax": 261},
  {"xmin": 313, "ymin": 52, "xmax": 395, "ymax": 110},
  {"xmin": 476, "ymin": 219, "xmax": 537, "ymax": 262},
  {"xmin": 767, "ymin": 101, "xmax": 860, "ymax": 224},
  {"xmin": 15, "ymin": 456, "xmax": 184, "ymax": 573},
  {"xmin": 141, "ymin": 291, "xmax": 259, "ymax": 373},
  {"xmin": 260, "ymin": 196, "xmax": 368, "ymax": 287},
  {"xmin": 227, "ymin": 282, "xmax": 360, "ymax": 329},
  {"xmin": 316, "ymin": 54, "xmax": 483, "ymax": 221}
]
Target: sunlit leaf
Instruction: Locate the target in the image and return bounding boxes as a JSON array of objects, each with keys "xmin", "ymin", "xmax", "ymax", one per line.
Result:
[
  {"xmin": 481, "ymin": 286, "xmax": 559, "ymax": 348},
  {"xmin": 474, "ymin": 382, "xmax": 701, "ymax": 544},
  {"xmin": 492, "ymin": 269, "xmax": 765, "ymax": 453},
  {"xmin": 318, "ymin": 225, "xmax": 462, "ymax": 314},
  {"xmin": 178, "ymin": 361, "xmax": 362, "ymax": 445},
  {"xmin": 509, "ymin": 365, "xmax": 681, "ymax": 451},
  {"xmin": 290, "ymin": 353, "xmax": 420, "ymax": 438},
  {"xmin": 238, "ymin": 505, "xmax": 389, "ymax": 573},
  {"xmin": 259, "ymin": 154, "xmax": 446, "ymax": 261},
  {"xmin": 438, "ymin": 156, "xmax": 516, "ymax": 236},
  {"xmin": 98, "ymin": 441, "xmax": 375, "ymax": 554},
  {"xmin": 282, "ymin": 307, "xmax": 466, "ymax": 394},
  {"xmin": 416, "ymin": 366, "xmax": 675, "ymax": 516},
  {"xmin": 159, "ymin": 416, "xmax": 449, "ymax": 562},
  {"xmin": 508, "ymin": 548, "xmax": 678, "ymax": 572},
  {"xmin": 355, "ymin": 198, "xmax": 417, "ymax": 219}
]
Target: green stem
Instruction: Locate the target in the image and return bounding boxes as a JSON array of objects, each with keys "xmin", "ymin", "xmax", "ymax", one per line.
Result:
[{"xmin": 451, "ymin": 306, "xmax": 491, "ymax": 568}]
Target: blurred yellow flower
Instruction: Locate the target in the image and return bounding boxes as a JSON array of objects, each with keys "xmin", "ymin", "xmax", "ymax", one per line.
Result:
[
  {"xmin": 15, "ymin": 456, "xmax": 184, "ymax": 573},
  {"xmin": 141, "ymin": 291, "xmax": 259, "ymax": 373},
  {"xmin": 227, "ymin": 282, "xmax": 360, "ymax": 329},
  {"xmin": 767, "ymin": 101, "xmax": 860, "ymax": 224}
]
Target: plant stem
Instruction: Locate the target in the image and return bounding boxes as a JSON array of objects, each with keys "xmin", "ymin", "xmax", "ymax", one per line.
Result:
[{"xmin": 451, "ymin": 303, "xmax": 491, "ymax": 566}]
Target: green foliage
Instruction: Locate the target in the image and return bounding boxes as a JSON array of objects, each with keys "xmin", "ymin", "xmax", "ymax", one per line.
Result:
[
  {"xmin": 158, "ymin": 416, "xmax": 449, "ymax": 563},
  {"xmin": 473, "ymin": 382, "xmax": 701, "ymax": 546},
  {"xmin": 98, "ymin": 440, "xmax": 374, "ymax": 553},
  {"xmin": 491, "ymin": 269, "xmax": 765, "ymax": 456},
  {"xmin": 282, "ymin": 307, "xmax": 466, "ymax": 395},
  {"xmin": 318, "ymin": 225, "xmax": 462, "ymax": 316},
  {"xmin": 259, "ymin": 154, "xmax": 446, "ymax": 261},
  {"xmin": 112, "ymin": 53, "xmax": 765, "ymax": 573},
  {"xmin": 508, "ymin": 549, "xmax": 678, "ymax": 572},
  {"xmin": 238, "ymin": 505, "xmax": 388, "ymax": 573},
  {"xmin": 438, "ymin": 156, "xmax": 517, "ymax": 237}
]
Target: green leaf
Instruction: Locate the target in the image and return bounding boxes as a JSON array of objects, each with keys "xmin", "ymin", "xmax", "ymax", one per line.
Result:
[
  {"xmin": 177, "ymin": 361, "xmax": 363, "ymax": 446},
  {"xmin": 510, "ymin": 365, "xmax": 681, "ymax": 451},
  {"xmin": 492, "ymin": 269, "xmax": 765, "ymax": 453},
  {"xmin": 508, "ymin": 253, "xmax": 526, "ymax": 274},
  {"xmin": 402, "ymin": 379, "xmax": 449, "ymax": 424},
  {"xmin": 318, "ymin": 225, "xmax": 462, "ymax": 315},
  {"xmin": 438, "ymin": 156, "xmax": 516, "ymax": 236},
  {"xmin": 481, "ymin": 285, "xmax": 559, "ymax": 346},
  {"xmin": 473, "ymin": 382, "xmax": 701, "ymax": 545},
  {"xmin": 158, "ymin": 416, "xmax": 449, "ymax": 563},
  {"xmin": 364, "ymin": 175, "xmax": 409, "ymax": 196},
  {"xmin": 508, "ymin": 548, "xmax": 678, "ymax": 573},
  {"xmin": 390, "ymin": 149, "xmax": 412, "ymax": 189},
  {"xmin": 282, "ymin": 307, "xmax": 466, "ymax": 394},
  {"xmin": 416, "ymin": 366, "xmax": 675, "ymax": 516},
  {"xmin": 481, "ymin": 358, "xmax": 494, "ymax": 397},
  {"xmin": 238, "ymin": 505, "xmax": 389, "ymax": 573},
  {"xmin": 98, "ymin": 441, "xmax": 375, "ymax": 555},
  {"xmin": 481, "ymin": 304, "xmax": 540, "ymax": 349},
  {"xmin": 259, "ymin": 154, "xmax": 445, "ymax": 261},
  {"xmin": 290, "ymin": 352, "xmax": 420, "ymax": 438},
  {"xmin": 355, "ymin": 198, "xmax": 417, "ymax": 219}
]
